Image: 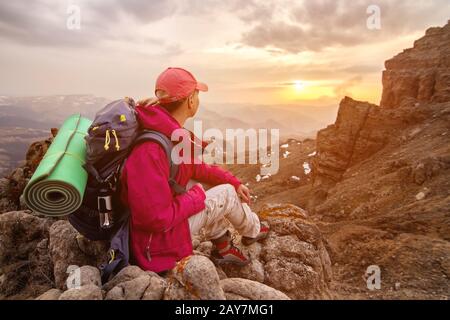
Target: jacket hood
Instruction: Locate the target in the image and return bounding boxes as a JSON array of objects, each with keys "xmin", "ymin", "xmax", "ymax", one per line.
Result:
[
  {"xmin": 135, "ymin": 104, "xmax": 209, "ymax": 149},
  {"xmin": 136, "ymin": 104, "xmax": 181, "ymax": 138}
]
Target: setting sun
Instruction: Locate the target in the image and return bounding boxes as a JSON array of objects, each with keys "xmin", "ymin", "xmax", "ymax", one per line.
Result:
[{"xmin": 294, "ymin": 80, "xmax": 304, "ymax": 92}]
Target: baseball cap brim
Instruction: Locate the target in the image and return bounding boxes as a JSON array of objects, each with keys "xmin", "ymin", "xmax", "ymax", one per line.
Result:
[{"xmin": 196, "ymin": 82, "xmax": 208, "ymax": 92}]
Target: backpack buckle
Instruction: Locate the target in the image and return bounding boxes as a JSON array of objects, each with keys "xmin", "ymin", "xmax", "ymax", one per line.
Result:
[{"xmin": 98, "ymin": 188, "xmax": 114, "ymax": 229}]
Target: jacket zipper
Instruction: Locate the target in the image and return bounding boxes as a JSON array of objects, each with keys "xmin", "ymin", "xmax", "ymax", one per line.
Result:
[
  {"xmin": 145, "ymin": 225, "xmax": 172, "ymax": 262},
  {"xmin": 145, "ymin": 233, "xmax": 153, "ymax": 262}
]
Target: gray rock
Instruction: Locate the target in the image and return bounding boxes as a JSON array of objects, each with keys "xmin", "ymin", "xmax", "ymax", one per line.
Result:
[
  {"xmin": 58, "ymin": 284, "xmax": 103, "ymax": 300},
  {"xmin": 196, "ymin": 241, "xmax": 213, "ymax": 256},
  {"xmin": 105, "ymin": 286, "xmax": 124, "ymax": 300},
  {"xmin": 49, "ymin": 221, "xmax": 100, "ymax": 290},
  {"xmin": 106, "ymin": 275, "xmax": 150, "ymax": 300},
  {"xmin": 220, "ymin": 278, "xmax": 290, "ymax": 300},
  {"xmin": 0, "ymin": 211, "xmax": 53, "ymax": 296},
  {"xmin": 103, "ymin": 265, "xmax": 148, "ymax": 291},
  {"xmin": 215, "ymin": 266, "xmax": 228, "ymax": 280},
  {"xmin": 164, "ymin": 255, "xmax": 225, "ymax": 300},
  {"xmin": 142, "ymin": 273, "xmax": 167, "ymax": 300},
  {"xmin": 257, "ymin": 206, "xmax": 332, "ymax": 299},
  {"xmin": 0, "ymin": 178, "xmax": 9, "ymax": 197},
  {"xmin": 221, "ymin": 259, "xmax": 265, "ymax": 283},
  {"xmin": 78, "ymin": 265, "xmax": 102, "ymax": 287},
  {"xmin": 262, "ymin": 233, "xmax": 330, "ymax": 299},
  {"xmin": 35, "ymin": 288, "xmax": 63, "ymax": 300}
]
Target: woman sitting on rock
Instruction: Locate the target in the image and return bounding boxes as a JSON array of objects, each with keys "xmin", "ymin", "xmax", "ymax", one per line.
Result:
[{"xmin": 120, "ymin": 67, "xmax": 269, "ymax": 274}]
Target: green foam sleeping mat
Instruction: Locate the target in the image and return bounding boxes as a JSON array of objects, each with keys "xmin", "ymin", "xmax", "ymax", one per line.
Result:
[{"xmin": 23, "ymin": 114, "xmax": 92, "ymax": 216}]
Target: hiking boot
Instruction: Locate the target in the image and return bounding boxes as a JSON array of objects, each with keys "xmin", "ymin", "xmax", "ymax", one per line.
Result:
[
  {"xmin": 241, "ymin": 221, "xmax": 270, "ymax": 246},
  {"xmin": 211, "ymin": 230, "xmax": 250, "ymax": 266}
]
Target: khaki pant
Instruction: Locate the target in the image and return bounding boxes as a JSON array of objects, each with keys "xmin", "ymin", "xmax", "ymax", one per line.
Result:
[{"xmin": 187, "ymin": 181, "xmax": 261, "ymax": 240}]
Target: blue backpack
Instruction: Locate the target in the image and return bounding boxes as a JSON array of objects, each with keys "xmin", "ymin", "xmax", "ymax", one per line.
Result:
[{"xmin": 68, "ymin": 98, "xmax": 185, "ymax": 283}]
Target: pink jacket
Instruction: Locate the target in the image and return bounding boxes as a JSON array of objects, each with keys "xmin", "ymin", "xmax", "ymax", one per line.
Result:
[{"xmin": 120, "ymin": 104, "xmax": 241, "ymax": 273}]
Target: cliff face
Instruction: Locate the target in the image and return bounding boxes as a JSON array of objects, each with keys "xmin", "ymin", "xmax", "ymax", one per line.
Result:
[
  {"xmin": 312, "ymin": 21, "xmax": 450, "ymax": 190},
  {"xmin": 312, "ymin": 97, "xmax": 379, "ymax": 187},
  {"xmin": 381, "ymin": 21, "xmax": 450, "ymax": 107},
  {"xmin": 309, "ymin": 22, "xmax": 450, "ymax": 299}
]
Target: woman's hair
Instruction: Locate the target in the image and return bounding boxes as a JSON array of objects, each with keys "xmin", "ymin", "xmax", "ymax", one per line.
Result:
[
  {"xmin": 155, "ymin": 88, "xmax": 188, "ymax": 113},
  {"xmin": 159, "ymin": 98, "xmax": 187, "ymax": 113}
]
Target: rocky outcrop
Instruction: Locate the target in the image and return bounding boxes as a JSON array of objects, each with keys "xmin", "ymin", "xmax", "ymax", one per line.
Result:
[
  {"xmin": 2, "ymin": 202, "xmax": 333, "ymax": 300},
  {"xmin": 198, "ymin": 204, "xmax": 332, "ymax": 300},
  {"xmin": 220, "ymin": 278, "xmax": 289, "ymax": 300},
  {"xmin": 105, "ymin": 275, "xmax": 152, "ymax": 300},
  {"xmin": 311, "ymin": 96, "xmax": 432, "ymax": 191},
  {"xmin": 49, "ymin": 220, "xmax": 107, "ymax": 290},
  {"xmin": 0, "ymin": 211, "xmax": 53, "ymax": 298},
  {"xmin": 306, "ymin": 21, "xmax": 450, "ymax": 299},
  {"xmin": 259, "ymin": 204, "xmax": 332, "ymax": 299},
  {"xmin": 102, "ymin": 265, "xmax": 148, "ymax": 291},
  {"xmin": 103, "ymin": 267, "xmax": 167, "ymax": 300},
  {"xmin": 312, "ymin": 22, "xmax": 450, "ymax": 194},
  {"xmin": 0, "ymin": 129, "xmax": 58, "ymax": 214},
  {"xmin": 164, "ymin": 255, "xmax": 226, "ymax": 300},
  {"xmin": 35, "ymin": 288, "xmax": 63, "ymax": 300},
  {"xmin": 142, "ymin": 273, "xmax": 167, "ymax": 300},
  {"xmin": 59, "ymin": 284, "xmax": 103, "ymax": 300},
  {"xmin": 312, "ymin": 97, "xmax": 378, "ymax": 187},
  {"xmin": 381, "ymin": 21, "xmax": 450, "ymax": 107}
]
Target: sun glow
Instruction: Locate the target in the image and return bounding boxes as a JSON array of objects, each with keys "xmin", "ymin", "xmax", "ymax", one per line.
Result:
[{"xmin": 294, "ymin": 80, "xmax": 304, "ymax": 91}]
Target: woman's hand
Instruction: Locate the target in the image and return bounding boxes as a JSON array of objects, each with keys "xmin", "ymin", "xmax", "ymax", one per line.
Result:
[{"xmin": 237, "ymin": 184, "xmax": 251, "ymax": 204}]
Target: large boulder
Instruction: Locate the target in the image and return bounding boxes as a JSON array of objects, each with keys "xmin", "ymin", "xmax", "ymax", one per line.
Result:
[
  {"xmin": 102, "ymin": 265, "xmax": 148, "ymax": 291},
  {"xmin": 164, "ymin": 255, "xmax": 226, "ymax": 300},
  {"xmin": 258, "ymin": 204, "xmax": 332, "ymax": 299},
  {"xmin": 221, "ymin": 259, "xmax": 265, "ymax": 283},
  {"xmin": 58, "ymin": 284, "xmax": 103, "ymax": 300},
  {"xmin": 103, "ymin": 266, "xmax": 167, "ymax": 300},
  {"xmin": 220, "ymin": 278, "xmax": 289, "ymax": 300},
  {"xmin": 0, "ymin": 129, "xmax": 57, "ymax": 214},
  {"xmin": 35, "ymin": 288, "xmax": 63, "ymax": 300},
  {"xmin": 142, "ymin": 273, "xmax": 167, "ymax": 300},
  {"xmin": 76, "ymin": 265, "xmax": 102, "ymax": 287},
  {"xmin": 49, "ymin": 220, "xmax": 107, "ymax": 290},
  {"xmin": 0, "ymin": 211, "xmax": 53, "ymax": 297},
  {"xmin": 192, "ymin": 204, "xmax": 332, "ymax": 300},
  {"xmin": 105, "ymin": 275, "xmax": 151, "ymax": 300}
]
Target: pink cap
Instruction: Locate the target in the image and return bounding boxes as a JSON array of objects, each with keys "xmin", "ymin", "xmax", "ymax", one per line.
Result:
[{"xmin": 155, "ymin": 67, "xmax": 208, "ymax": 103}]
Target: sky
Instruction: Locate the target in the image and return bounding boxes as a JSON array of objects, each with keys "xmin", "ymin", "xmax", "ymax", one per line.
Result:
[{"xmin": 0, "ymin": 0, "xmax": 449, "ymax": 108}]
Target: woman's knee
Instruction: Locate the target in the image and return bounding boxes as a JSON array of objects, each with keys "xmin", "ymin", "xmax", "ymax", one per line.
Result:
[{"xmin": 220, "ymin": 184, "xmax": 239, "ymax": 200}]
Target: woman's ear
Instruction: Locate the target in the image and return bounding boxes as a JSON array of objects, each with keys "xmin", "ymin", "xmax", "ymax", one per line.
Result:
[{"xmin": 188, "ymin": 94, "xmax": 194, "ymax": 108}]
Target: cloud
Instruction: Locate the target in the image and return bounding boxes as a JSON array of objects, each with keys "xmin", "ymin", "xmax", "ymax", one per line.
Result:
[
  {"xmin": 238, "ymin": 0, "xmax": 450, "ymax": 53},
  {"xmin": 111, "ymin": 0, "xmax": 177, "ymax": 23},
  {"xmin": 241, "ymin": 21, "xmax": 365, "ymax": 53},
  {"xmin": 0, "ymin": 0, "xmax": 177, "ymax": 47},
  {"xmin": 1, "ymin": 0, "xmax": 448, "ymax": 53},
  {"xmin": 334, "ymin": 75, "xmax": 363, "ymax": 97}
]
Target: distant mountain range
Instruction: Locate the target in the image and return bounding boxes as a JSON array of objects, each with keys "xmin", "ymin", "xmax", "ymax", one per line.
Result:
[
  {"xmin": 0, "ymin": 94, "xmax": 338, "ymax": 176},
  {"xmin": 0, "ymin": 95, "xmax": 110, "ymax": 176}
]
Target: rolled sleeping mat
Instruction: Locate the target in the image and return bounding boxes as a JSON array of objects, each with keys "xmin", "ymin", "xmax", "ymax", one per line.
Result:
[{"xmin": 23, "ymin": 114, "xmax": 92, "ymax": 216}]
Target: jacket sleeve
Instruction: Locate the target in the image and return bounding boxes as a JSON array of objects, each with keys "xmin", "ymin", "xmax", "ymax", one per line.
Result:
[
  {"xmin": 192, "ymin": 162, "xmax": 242, "ymax": 190},
  {"xmin": 125, "ymin": 142, "xmax": 206, "ymax": 233}
]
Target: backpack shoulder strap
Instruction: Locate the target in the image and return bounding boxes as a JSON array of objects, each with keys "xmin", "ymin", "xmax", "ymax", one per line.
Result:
[{"xmin": 134, "ymin": 130, "xmax": 186, "ymax": 195}]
